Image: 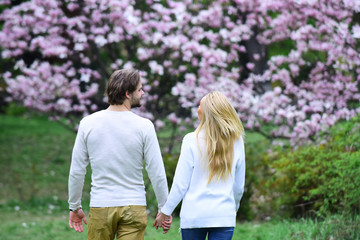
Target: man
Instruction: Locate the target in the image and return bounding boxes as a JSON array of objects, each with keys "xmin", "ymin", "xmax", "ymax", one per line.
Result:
[{"xmin": 68, "ymin": 69, "xmax": 170, "ymax": 239}]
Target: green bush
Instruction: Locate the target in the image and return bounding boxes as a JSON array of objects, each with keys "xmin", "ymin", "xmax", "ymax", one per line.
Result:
[
  {"xmin": 3, "ymin": 102, "xmax": 27, "ymax": 116},
  {"xmin": 239, "ymin": 131, "xmax": 272, "ymax": 220},
  {"xmin": 264, "ymin": 115, "xmax": 360, "ymax": 217}
]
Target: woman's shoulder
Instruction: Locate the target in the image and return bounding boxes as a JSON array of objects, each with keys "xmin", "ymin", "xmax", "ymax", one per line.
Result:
[
  {"xmin": 228, "ymin": 137, "xmax": 243, "ymax": 156},
  {"xmin": 238, "ymin": 135, "xmax": 245, "ymax": 142},
  {"xmin": 183, "ymin": 131, "xmax": 197, "ymax": 142},
  {"xmin": 235, "ymin": 136, "xmax": 244, "ymax": 146}
]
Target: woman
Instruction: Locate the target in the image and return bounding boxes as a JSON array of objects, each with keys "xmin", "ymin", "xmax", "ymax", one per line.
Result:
[{"xmin": 153, "ymin": 91, "xmax": 246, "ymax": 240}]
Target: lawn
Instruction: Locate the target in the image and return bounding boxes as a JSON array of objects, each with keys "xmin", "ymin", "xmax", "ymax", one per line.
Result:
[
  {"xmin": 0, "ymin": 209, "xmax": 183, "ymax": 240},
  {"xmin": 2, "ymin": 207, "xmax": 359, "ymax": 240}
]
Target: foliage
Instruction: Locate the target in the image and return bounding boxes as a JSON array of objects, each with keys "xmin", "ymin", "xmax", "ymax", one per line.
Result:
[
  {"xmin": 2, "ymin": 102, "xmax": 26, "ymax": 116},
  {"xmin": 238, "ymin": 130, "xmax": 272, "ymax": 220},
  {"xmin": 0, "ymin": 0, "xmax": 359, "ymax": 147},
  {"xmin": 261, "ymin": 115, "xmax": 360, "ymax": 217}
]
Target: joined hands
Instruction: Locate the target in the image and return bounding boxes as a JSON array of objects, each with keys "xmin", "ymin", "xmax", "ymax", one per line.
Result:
[{"xmin": 153, "ymin": 212, "xmax": 172, "ymax": 234}]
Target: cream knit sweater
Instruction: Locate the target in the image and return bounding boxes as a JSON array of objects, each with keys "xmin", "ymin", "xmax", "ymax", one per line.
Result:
[{"xmin": 68, "ymin": 110, "xmax": 168, "ymax": 211}]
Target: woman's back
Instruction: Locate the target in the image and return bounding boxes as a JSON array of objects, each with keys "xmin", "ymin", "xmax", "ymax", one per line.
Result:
[
  {"xmin": 162, "ymin": 131, "xmax": 245, "ymax": 229},
  {"xmin": 156, "ymin": 91, "xmax": 246, "ymax": 239}
]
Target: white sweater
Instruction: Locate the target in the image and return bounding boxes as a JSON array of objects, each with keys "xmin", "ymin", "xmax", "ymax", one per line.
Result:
[
  {"xmin": 160, "ymin": 131, "xmax": 245, "ymax": 229},
  {"xmin": 68, "ymin": 110, "xmax": 168, "ymax": 210}
]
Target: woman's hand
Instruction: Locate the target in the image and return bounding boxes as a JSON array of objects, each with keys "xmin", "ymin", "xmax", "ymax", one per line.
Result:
[{"xmin": 153, "ymin": 212, "xmax": 172, "ymax": 233}]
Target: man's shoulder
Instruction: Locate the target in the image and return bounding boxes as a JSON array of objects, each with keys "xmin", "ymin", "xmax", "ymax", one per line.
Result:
[
  {"xmin": 130, "ymin": 113, "xmax": 154, "ymax": 126},
  {"xmin": 80, "ymin": 110, "xmax": 105, "ymax": 123}
]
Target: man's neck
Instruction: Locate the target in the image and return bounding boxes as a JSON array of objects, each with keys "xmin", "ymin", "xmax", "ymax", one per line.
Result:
[{"xmin": 107, "ymin": 104, "xmax": 131, "ymax": 112}]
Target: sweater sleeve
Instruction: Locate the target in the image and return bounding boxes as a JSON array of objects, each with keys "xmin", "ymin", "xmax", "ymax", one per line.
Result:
[
  {"xmin": 233, "ymin": 137, "xmax": 246, "ymax": 211},
  {"xmin": 68, "ymin": 122, "xmax": 90, "ymax": 210},
  {"xmin": 143, "ymin": 122, "xmax": 168, "ymax": 210},
  {"xmin": 160, "ymin": 134, "xmax": 194, "ymax": 216}
]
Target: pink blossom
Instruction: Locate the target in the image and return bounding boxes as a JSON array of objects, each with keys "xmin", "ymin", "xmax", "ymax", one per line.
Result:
[
  {"xmin": 246, "ymin": 62, "xmax": 255, "ymax": 70},
  {"xmin": 1, "ymin": 0, "xmax": 359, "ymax": 147}
]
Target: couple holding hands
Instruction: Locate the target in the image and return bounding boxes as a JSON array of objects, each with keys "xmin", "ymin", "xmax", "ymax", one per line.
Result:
[{"xmin": 68, "ymin": 69, "xmax": 245, "ymax": 240}]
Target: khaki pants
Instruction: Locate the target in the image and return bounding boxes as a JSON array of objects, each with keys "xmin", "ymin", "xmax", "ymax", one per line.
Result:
[{"xmin": 87, "ymin": 206, "xmax": 147, "ymax": 240}]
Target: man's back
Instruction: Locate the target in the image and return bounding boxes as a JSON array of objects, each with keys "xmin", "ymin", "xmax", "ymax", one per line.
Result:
[{"xmin": 69, "ymin": 109, "xmax": 167, "ymax": 208}]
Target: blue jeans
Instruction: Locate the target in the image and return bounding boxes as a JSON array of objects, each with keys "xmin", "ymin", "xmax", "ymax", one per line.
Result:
[{"xmin": 181, "ymin": 227, "xmax": 234, "ymax": 240}]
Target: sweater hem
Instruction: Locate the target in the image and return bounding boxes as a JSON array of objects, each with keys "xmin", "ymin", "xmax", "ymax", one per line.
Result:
[
  {"xmin": 180, "ymin": 216, "xmax": 236, "ymax": 229},
  {"xmin": 90, "ymin": 200, "xmax": 147, "ymax": 208}
]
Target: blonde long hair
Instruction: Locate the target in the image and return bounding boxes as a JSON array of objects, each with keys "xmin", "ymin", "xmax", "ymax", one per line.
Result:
[{"xmin": 195, "ymin": 91, "xmax": 245, "ymax": 184}]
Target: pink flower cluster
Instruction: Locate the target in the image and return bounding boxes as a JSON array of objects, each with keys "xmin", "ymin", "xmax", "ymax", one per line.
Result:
[
  {"xmin": 4, "ymin": 60, "xmax": 99, "ymax": 119},
  {"xmin": 0, "ymin": 0, "xmax": 359, "ymax": 145}
]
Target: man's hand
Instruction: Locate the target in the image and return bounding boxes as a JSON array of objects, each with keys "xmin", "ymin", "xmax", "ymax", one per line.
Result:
[
  {"xmin": 69, "ymin": 209, "xmax": 87, "ymax": 233},
  {"xmin": 153, "ymin": 212, "xmax": 172, "ymax": 234}
]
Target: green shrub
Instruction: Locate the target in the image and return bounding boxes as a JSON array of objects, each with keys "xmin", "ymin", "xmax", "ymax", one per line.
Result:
[
  {"xmin": 239, "ymin": 131, "xmax": 272, "ymax": 220},
  {"xmin": 3, "ymin": 102, "xmax": 27, "ymax": 116},
  {"xmin": 264, "ymin": 115, "xmax": 360, "ymax": 217}
]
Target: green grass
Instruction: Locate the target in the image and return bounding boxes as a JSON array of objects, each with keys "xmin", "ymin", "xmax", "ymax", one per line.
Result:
[
  {"xmin": 1, "ymin": 114, "xmax": 360, "ymax": 239},
  {"xmin": 0, "ymin": 209, "xmax": 182, "ymax": 240},
  {"xmin": 1, "ymin": 208, "xmax": 359, "ymax": 240},
  {"xmin": 0, "ymin": 114, "xmax": 84, "ymax": 203}
]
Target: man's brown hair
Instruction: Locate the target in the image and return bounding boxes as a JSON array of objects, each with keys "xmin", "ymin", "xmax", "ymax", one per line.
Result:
[{"xmin": 105, "ymin": 69, "xmax": 140, "ymax": 105}]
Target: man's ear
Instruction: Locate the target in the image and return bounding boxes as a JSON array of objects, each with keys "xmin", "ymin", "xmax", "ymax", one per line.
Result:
[{"xmin": 125, "ymin": 91, "xmax": 131, "ymax": 99}]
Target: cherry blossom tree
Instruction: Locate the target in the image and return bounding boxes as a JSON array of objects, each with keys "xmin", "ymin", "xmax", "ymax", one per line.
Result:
[{"xmin": 0, "ymin": 0, "xmax": 359, "ymax": 146}]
